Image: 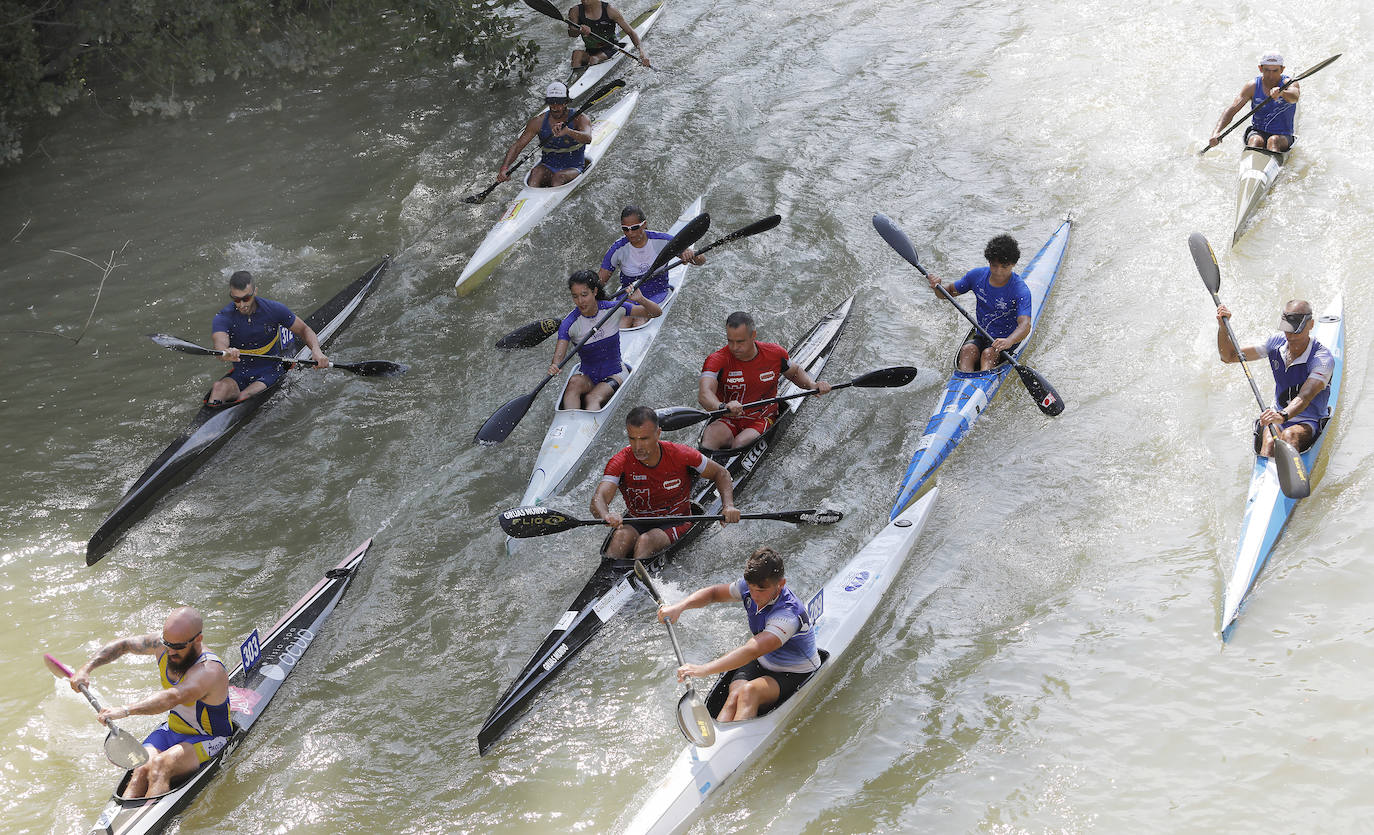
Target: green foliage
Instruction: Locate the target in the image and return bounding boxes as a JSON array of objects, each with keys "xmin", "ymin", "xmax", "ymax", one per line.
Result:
[{"xmin": 0, "ymin": 0, "xmax": 540, "ymax": 163}]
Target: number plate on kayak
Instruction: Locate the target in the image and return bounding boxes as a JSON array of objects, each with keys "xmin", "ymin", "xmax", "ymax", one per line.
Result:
[
  {"xmin": 240, "ymin": 629, "xmax": 262, "ymax": 672},
  {"xmin": 593, "ymin": 578, "xmax": 634, "ymax": 621}
]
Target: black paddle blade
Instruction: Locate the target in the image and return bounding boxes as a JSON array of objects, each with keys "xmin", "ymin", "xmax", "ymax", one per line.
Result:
[
  {"xmin": 649, "ymin": 212, "xmax": 710, "ymax": 276},
  {"xmin": 1293, "ymin": 53, "xmax": 1341, "ymax": 83},
  {"xmin": 1015, "ymin": 363, "xmax": 1065, "ymax": 416},
  {"xmin": 799, "ymin": 509, "xmax": 843, "ymax": 524},
  {"xmin": 496, "ymin": 318, "xmax": 561, "ymax": 349},
  {"xmin": 498, "ymin": 506, "xmax": 583, "ymax": 537},
  {"xmin": 522, "ymin": 0, "xmax": 565, "ymax": 21},
  {"xmin": 854, "ymin": 366, "xmax": 919, "ymax": 387},
  {"xmin": 706, "ymin": 214, "xmax": 781, "ymax": 251},
  {"xmin": 474, "ymin": 391, "xmax": 539, "ymax": 445},
  {"xmin": 632, "ymin": 560, "xmax": 664, "ymax": 603},
  {"xmin": 1188, "ymin": 232, "xmax": 1221, "ymax": 295},
  {"xmin": 1272, "ymin": 438, "xmax": 1312, "ymax": 499},
  {"xmin": 872, "ymin": 214, "xmax": 926, "ymax": 274},
  {"xmin": 656, "ymin": 405, "xmax": 710, "ymax": 431},
  {"xmin": 336, "ymin": 360, "xmax": 408, "ymax": 376},
  {"xmin": 148, "ymin": 333, "xmax": 219, "ymax": 356},
  {"xmin": 576, "ymin": 78, "xmax": 626, "ymax": 112},
  {"xmin": 463, "ymin": 184, "xmax": 497, "ymax": 205}
]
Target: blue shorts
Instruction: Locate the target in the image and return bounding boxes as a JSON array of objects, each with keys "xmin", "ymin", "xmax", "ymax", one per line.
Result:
[
  {"xmin": 222, "ymin": 362, "xmax": 286, "ymax": 391},
  {"xmin": 143, "ymin": 724, "xmax": 229, "ymax": 764}
]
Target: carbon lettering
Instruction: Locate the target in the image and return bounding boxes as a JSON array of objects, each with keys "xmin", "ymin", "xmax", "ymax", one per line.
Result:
[
  {"xmin": 542, "ymin": 643, "xmax": 570, "ymax": 672},
  {"xmin": 264, "ymin": 628, "xmax": 315, "ymax": 668}
]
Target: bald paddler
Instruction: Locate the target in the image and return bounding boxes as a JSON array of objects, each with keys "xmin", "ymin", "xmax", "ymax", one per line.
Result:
[
  {"xmin": 496, "ymin": 81, "xmax": 592, "ymax": 188},
  {"xmin": 1207, "ymin": 52, "xmax": 1299, "ymax": 153},
  {"xmin": 69, "ymin": 607, "xmax": 233, "ymax": 798},
  {"xmin": 210, "ymin": 270, "xmax": 328, "ymax": 406}
]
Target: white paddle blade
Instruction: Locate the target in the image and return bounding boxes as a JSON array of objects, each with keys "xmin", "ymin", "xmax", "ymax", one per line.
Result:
[
  {"xmin": 677, "ymin": 691, "xmax": 716, "ymax": 747},
  {"xmin": 104, "ymin": 731, "xmax": 150, "ymax": 769}
]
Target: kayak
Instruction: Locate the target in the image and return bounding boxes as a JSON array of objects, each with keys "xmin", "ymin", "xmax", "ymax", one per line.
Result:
[
  {"xmin": 1232, "ymin": 146, "xmax": 1289, "ymax": 246},
  {"xmin": 889, "ymin": 218, "xmax": 1073, "ymax": 518},
  {"xmin": 85, "ymin": 538, "xmax": 372, "ymax": 835},
  {"xmin": 86, "ymin": 257, "xmax": 391, "ymax": 565},
  {"xmin": 1220, "ymin": 296, "xmax": 1344, "ymax": 640},
  {"xmin": 623, "ymin": 482, "xmax": 939, "ymax": 835},
  {"xmin": 510, "ymin": 196, "xmax": 705, "ymax": 532},
  {"xmin": 477, "ymin": 296, "xmax": 855, "ymax": 754},
  {"xmin": 454, "ymin": 91, "xmax": 640, "ymax": 294},
  {"xmin": 565, "ymin": 3, "xmax": 665, "ymax": 100}
]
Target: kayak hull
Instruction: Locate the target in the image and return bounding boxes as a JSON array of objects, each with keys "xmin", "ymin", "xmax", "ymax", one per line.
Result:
[
  {"xmin": 565, "ymin": 3, "xmax": 665, "ymax": 100},
  {"xmin": 1232, "ymin": 146, "xmax": 1289, "ymax": 247}
]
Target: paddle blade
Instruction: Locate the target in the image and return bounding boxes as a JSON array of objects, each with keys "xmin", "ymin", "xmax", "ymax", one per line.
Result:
[
  {"xmin": 872, "ymin": 214, "xmax": 926, "ymax": 274},
  {"xmin": 474, "ymin": 391, "xmax": 538, "ymax": 445},
  {"xmin": 797, "ymin": 509, "xmax": 844, "ymax": 525},
  {"xmin": 1015, "ymin": 363, "xmax": 1065, "ymax": 416},
  {"xmin": 522, "ymin": 0, "xmax": 565, "ymax": 21},
  {"xmin": 147, "ymin": 334, "xmax": 220, "ymax": 357},
  {"xmin": 1293, "ymin": 53, "xmax": 1341, "ymax": 83},
  {"xmin": 656, "ymin": 405, "xmax": 711, "ymax": 432},
  {"xmin": 575, "ymin": 78, "xmax": 626, "ymax": 113},
  {"xmin": 1272, "ymin": 438, "xmax": 1312, "ymax": 499},
  {"xmin": 337, "ymin": 360, "xmax": 408, "ymax": 376},
  {"xmin": 648, "ymin": 212, "xmax": 711, "ymax": 276},
  {"xmin": 677, "ymin": 691, "xmax": 716, "ymax": 747},
  {"xmin": 104, "ymin": 729, "xmax": 151, "ymax": 769},
  {"xmin": 853, "ymin": 366, "xmax": 919, "ymax": 388},
  {"xmin": 496, "ymin": 318, "xmax": 561, "ymax": 349},
  {"xmin": 498, "ymin": 506, "xmax": 583, "ymax": 537},
  {"xmin": 702, "ymin": 214, "xmax": 781, "ymax": 252},
  {"xmin": 632, "ymin": 560, "xmax": 665, "ymax": 605},
  {"xmin": 1188, "ymin": 232, "xmax": 1221, "ymax": 296},
  {"xmin": 43, "ymin": 653, "xmax": 74, "ymax": 679}
]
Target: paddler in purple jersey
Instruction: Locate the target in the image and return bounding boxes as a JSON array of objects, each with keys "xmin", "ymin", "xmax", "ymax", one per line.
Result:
[
  {"xmin": 598, "ymin": 204, "xmax": 705, "ymax": 328},
  {"xmin": 924, "ymin": 234, "xmax": 1031, "ymax": 372},
  {"xmin": 1216, "ymin": 299, "xmax": 1333, "ymax": 457},
  {"xmin": 496, "ymin": 81, "xmax": 592, "ymax": 188},
  {"xmin": 68, "ymin": 607, "xmax": 234, "ymax": 799},
  {"xmin": 548, "ymin": 270, "xmax": 661, "ymax": 410},
  {"xmin": 657, "ymin": 546, "xmax": 821, "ymax": 722},
  {"xmin": 1206, "ymin": 52, "xmax": 1300, "ymax": 153},
  {"xmin": 209, "ymin": 270, "xmax": 329, "ymax": 406}
]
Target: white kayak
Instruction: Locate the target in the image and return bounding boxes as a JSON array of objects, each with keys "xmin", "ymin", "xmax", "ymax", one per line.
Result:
[
  {"xmin": 566, "ymin": 3, "xmax": 665, "ymax": 100},
  {"xmin": 623, "ymin": 482, "xmax": 940, "ymax": 835},
  {"xmin": 510, "ymin": 196, "xmax": 705, "ymax": 533},
  {"xmin": 1232, "ymin": 145, "xmax": 1289, "ymax": 247},
  {"xmin": 455, "ymin": 90, "xmax": 640, "ymax": 294},
  {"xmin": 1220, "ymin": 296, "xmax": 1344, "ymax": 640}
]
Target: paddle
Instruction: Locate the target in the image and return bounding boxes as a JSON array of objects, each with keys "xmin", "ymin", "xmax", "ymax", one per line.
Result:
[
  {"xmin": 494, "ymin": 213, "xmax": 783, "ymax": 349},
  {"xmin": 632, "ymin": 561, "xmax": 715, "ymax": 747},
  {"xmin": 1200, "ymin": 54, "xmax": 1341, "ymax": 156},
  {"xmin": 43, "ymin": 653, "xmax": 150, "ymax": 769},
  {"xmin": 474, "ymin": 213, "xmax": 711, "ymax": 444},
  {"xmin": 463, "ymin": 77, "xmax": 627, "ymax": 205},
  {"xmin": 499, "ymin": 505, "xmax": 843, "ymax": 537},
  {"xmin": 872, "ymin": 214, "xmax": 1064, "ymax": 417},
  {"xmin": 524, "ymin": 0, "xmax": 655, "ymax": 70},
  {"xmin": 147, "ymin": 334, "xmax": 408, "ymax": 377},
  {"xmin": 1187, "ymin": 231, "xmax": 1311, "ymax": 499},
  {"xmin": 655, "ymin": 366, "xmax": 919, "ymax": 432}
]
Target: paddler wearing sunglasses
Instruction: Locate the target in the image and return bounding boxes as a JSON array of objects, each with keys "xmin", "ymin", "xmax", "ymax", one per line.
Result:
[
  {"xmin": 209, "ymin": 270, "xmax": 330, "ymax": 406},
  {"xmin": 1216, "ymin": 299, "xmax": 1334, "ymax": 456},
  {"xmin": 68, "ymin": 608, "xmax": 233, "ymax": 798},
  {"xmin": 598, "ymin": 204, "xmax": 705, "ymax": 328}
]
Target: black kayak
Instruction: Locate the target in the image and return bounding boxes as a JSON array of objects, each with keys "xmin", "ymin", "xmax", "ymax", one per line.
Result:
[
  {"xmin": 86, "ymin": 257, "xmax": 390, "ymax": 565},
  {"xmin": 476, "ymin": 295, "xmax": 855, "ymax": 754}
]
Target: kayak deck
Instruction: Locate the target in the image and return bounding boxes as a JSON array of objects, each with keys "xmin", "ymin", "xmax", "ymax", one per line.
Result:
[
  {"xmin": 565, "ymin": 3, "xmax": 665, "ymax": 100},
  {"xmin": 1232, "ymin": 145, "xmax": 1289, "ymax": 247}
]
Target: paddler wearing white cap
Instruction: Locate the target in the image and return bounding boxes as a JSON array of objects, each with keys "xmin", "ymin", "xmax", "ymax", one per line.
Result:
[
  {"xmin": 496, "ymin": 81, "xmax": 592, "ymax": 187},
  {"xmin": 1207, "ymin": 52, "xmax": 1300, "ymax": 153}
]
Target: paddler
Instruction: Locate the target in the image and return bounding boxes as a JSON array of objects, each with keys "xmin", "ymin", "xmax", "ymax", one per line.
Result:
[
  {"xmin": 549, "ymin": 270, "xmax": 661, "ymax": 409},
  {"xmin": 1216, "ymin": 299, "xmax": 1333, "ymax": 457},
  {"xmin": 209, "ymin": 270, "xmax": 329, "ymax": 406},
  {"xmin": 592, "ymin": 405, "xmax": 740, "ymax": 558},
  {"xmin": 1207, "ymin": 52, "xmax": 1299, "ymax": 153},
  {"xmin": 657, "ymin": 546, "xmax": 820, "ymax": 721},
  {"xmin": 598, "ymin": 204, "xmax": 706, "ymax": 328},
  {"xmin": 698, "ymin": 312, "xmax": 831, "ymax": 451},
  {"xmin": 924, "ymin": 234, "xmax": 1031, "ymax": 373},
  {"xmin": 496, "ymin": 81, "xmax": 592, "ymax": 188},
  {"xmin": 68, "ymin": 607, "xmax": 233, "ymax": 798},
  {"xmin": 566, "ymin": 0, "xmax": 651, "ymax": 69}
]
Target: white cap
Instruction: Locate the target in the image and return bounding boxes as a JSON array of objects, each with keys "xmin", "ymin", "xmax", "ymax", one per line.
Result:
[
  {"xmin": 544, "ymin": 81, "xmax": 570, "ymax": 101},
  {"xmin": 1258, "ymin": 52, "xmax": 1284, "ymax": 67}
]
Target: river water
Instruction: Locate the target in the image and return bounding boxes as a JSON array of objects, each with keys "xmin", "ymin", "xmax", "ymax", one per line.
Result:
[{"xmin": 3, "ymin": 0, "xmax": 1372, "ymax": 832}]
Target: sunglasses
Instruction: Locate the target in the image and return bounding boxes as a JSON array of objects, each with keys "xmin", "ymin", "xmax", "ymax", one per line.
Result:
[
  {"xmin": 1280, "ymin": 312, "xmax": 1311, "ymax": 333},
  {"xmin": 621, "ymin": 221, "xmax": 646, "ymax": 233},
  {"xmin": 162, "ymin": 631, "xmax": 202, "ymax": 651},
  {"xmin": 545, "ymin": 98, "xmax": 569, "ymax": 105},
  {"xmin": 230, "ymin": 292, "xmax": 255, "ymax": 304}
]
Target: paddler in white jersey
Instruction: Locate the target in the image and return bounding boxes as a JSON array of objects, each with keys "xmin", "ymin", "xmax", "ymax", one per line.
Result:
[
  {"xmin": 598, "ymin": 204, "xmax": 705, "ymax": 328},
  {"xmin": 548, "ymin": 270, "xmax": 661, "ymax": 410},
  {"xmin": 70, "ymin": 607, "xmax": 233, "ymax": 798}
]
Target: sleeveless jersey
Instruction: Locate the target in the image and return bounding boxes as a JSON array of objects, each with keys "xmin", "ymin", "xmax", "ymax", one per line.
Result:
[
  {"xmin": 1251, "ymin": 74, "xmax": 1296, "ymax": 136},
  {"xmin": 601, "ymin": 441, "xmax": 706, "ymax": 516},
  {"xmin": 732, "ymin": 580, "xmax": 820, "ymax": 673},
  {"xmin": 211, "ymin": 298, "xmax": 298, "ymax": 373},
  {"xmin": 159, "ymin": 650, "xmax": 233, "ymax": 737},
  {"xmin": 951, "ymin": 267, "xmax": 1032, "ymax": 340},
  {"xmin": 700, "ymin": 341, "xmax": 791, "ymax": 421},
  {"xmin": 575, "ymin": 1, "xmax": 619, "ymax": 54},
  {"xmin": 601, "ymin": 230, "xmax": 676, "ymax": 300},
  {"xmin": 1264, "ymin": 334, "xmax": 1333, "ymax": 422},
  {"xmin": 538, "ymin": 111, "xmax": 587, "ymax": 172},
  {"xmin": 558, "ymin": 299, "xmax": 632, "ymax": 382}
]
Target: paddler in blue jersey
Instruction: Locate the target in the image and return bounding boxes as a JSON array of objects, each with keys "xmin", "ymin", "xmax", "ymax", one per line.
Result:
[
  {"xmin": 549, "ymin": 270, "xmax": 661, "ymax": 409},
  {"xmin": 209, "ymin": 271, "xmax": 329, "ymax": 406},
  {"xmin": 496, "ymin": 81, "xmax": 592, "ymax": 188},
  {"xmin": 1216, "ymin": 299, "xmax": 1333, "ymax": 457},
  {"xmin": 1207, "ymin": 52, "xmax": 1300, "ymax": 153},
  {"xmin": 69, "ymin": 607, "xmax": 233, "ymax": 798},
  {"xmin": 658, "ymin": 546, "xmax": 821, "ymax": 721},
  {"xmin": 924, "ymin": 234, "xmax": 1031, "ymax": 372},
  {"xmin": 598, "ymin": 204, "xmax": 706, "ymax": 328}
]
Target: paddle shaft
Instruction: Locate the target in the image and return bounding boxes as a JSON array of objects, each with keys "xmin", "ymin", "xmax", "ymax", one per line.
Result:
[
  {"xmin": 153, "ymin": 337, "xmax": 393, "ymax": 374},
  {"xmin": 1203, "ymin": 54, "xmax": 1341, "ymax": 154},
  {"xmin": 1210, "ymin": 291, "xmax": 1287, "ymax": 442},
  {"xmin": 920, "ymin": 263, "xmax": 1028, "ymax": 373},
  {"xmin": 528, "ymin": 0, "xmax": 653, "ymax": 68}
]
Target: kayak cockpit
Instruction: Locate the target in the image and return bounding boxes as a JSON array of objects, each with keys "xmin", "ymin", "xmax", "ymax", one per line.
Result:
[{"xmin": 704, "ymin": 650, "xmax": 831, "ymax": 722}]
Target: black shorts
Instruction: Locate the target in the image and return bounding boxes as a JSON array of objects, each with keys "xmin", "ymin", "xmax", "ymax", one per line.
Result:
[
  {"xmin": 1244, "ymin": 126, "xmax": 1295, "ymax": 148},
  {"xmin": 729, "ymin": 658, "xmax": 815, "ymax": 704},
  {"xmin": 962, "ymin": 331, "xmax": 1020, "ymax": 359}
]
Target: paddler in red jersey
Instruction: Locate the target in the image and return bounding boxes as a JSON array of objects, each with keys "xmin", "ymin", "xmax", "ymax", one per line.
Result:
[
  {"xmin": 698, "ymin": 311, "xmax": 831, "ymax": 451},
  {"xmin": 592, "ymin": 406, "xmax": 740, "ymax": 559}
]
